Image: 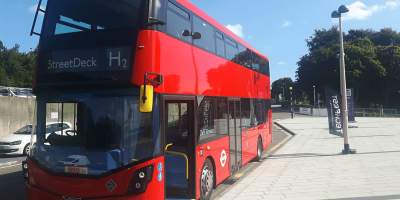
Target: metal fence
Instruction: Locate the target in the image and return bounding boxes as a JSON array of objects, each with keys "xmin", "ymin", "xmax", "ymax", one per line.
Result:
[{"xmin": 355, "ymin": 108, "xmax": 398, "ymax": 118}]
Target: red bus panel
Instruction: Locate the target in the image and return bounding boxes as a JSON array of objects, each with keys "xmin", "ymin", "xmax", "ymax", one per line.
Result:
[
  {"xmin": 196, "ymin": 136, "xmax": 230, "ymax": 200},
  {"xmin": 133, "ymin": 30, "xmax": 270, "ymax": 99},
  {"xmin": 26, "ymin": 157, "xmax": 165, "ymax": 200}
]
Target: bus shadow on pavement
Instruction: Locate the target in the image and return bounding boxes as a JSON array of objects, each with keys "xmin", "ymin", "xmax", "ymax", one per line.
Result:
[
  {"xmin": 0, "ymin": 171, "xmax": 26, "ymax": 200},
  {"xmin": 269, "ymin": 150, "xmax": 400, "ymax": 159},
  {"xmin": 268, "ymin": 153, "xmax": 345, "ymax": 159}
]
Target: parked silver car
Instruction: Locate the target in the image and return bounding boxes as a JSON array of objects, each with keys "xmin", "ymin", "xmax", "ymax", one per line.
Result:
[{"xmin": 0, "ymin": 87, "xmax": 36, "ymax": 98}]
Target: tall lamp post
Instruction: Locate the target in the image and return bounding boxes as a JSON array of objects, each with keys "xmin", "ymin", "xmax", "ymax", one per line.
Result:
[
  {"xmin": 313, "ymin": 85, "xmax": 316, "ymax": 107},
  {"xmin": 331, "ymin": 5, "xmax": 356, "ymax": 154},
  {"xmin": 290, "ymin": 87, "xmax": 293, "ymax": 119}
]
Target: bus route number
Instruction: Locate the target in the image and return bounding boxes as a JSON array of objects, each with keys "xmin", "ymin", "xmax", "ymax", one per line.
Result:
[
  {"xmin": 65, "ymin": 166, "xmax": 89, "ymax": 174},
  {"xmin": 109, "ymin": 51, "xmax": 127, "ymax": 68}
]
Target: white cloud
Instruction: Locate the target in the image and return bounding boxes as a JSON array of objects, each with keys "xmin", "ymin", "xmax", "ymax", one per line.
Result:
[
  {"xmin": 264, "ymin": 45, "xmax": 271, "ymax": 51},
  {"xmin": 248, "ymin": 35, "xmax": 253, "ymax": 39},
  {"xmin": 282, "ymin": 21, "xmax": 292, "ymax": 27},
  {"xmin": 339, "ymin": 1, "xmax": 398, "ymax": 21},
  {"xmin": 277, "ymin": 62, "xmax": 286, "ymax": 65},
  {"xmin": 29, "ymin": 4, "xmax": 45, "ymax": 15},
  {"xmin": 226, "ymin": 24, "xmax": 245, "ymax": 38}
]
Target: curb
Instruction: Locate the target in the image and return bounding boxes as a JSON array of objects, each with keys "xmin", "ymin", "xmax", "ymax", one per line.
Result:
[{"xmin": 274, "ymin": 121, "xmax": 297, "ymax": 136}]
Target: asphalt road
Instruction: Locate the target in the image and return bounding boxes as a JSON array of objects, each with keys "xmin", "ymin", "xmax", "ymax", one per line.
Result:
[
  {"xmin": 0, "ymin": 106, "xmax": 304, "ymax": 200},
  {"xmin": 0, "ymin": 155, "xmax": 26, "ymax": 200}
]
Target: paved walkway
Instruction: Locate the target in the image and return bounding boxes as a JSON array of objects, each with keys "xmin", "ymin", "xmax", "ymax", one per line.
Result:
[{"xmin": 219, "ymin": 117, "xmax": 400, "ymax": 200}]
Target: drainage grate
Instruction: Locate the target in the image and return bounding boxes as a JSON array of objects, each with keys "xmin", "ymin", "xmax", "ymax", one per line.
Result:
[{"xmin": 220, "ymin": 178, "xmax": 239, "ymax": 185}]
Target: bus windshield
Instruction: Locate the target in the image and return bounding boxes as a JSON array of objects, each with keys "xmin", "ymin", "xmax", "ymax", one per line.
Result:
[
  {"xmin": 43, "ymin": 0, "xmax": 146, "ymax": 36},
  {"xmin": 30, "ymin": 88, "xmax": 160, "ymax": 176}
]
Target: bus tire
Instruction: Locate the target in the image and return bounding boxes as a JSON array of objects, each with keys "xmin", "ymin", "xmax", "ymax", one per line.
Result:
[
  {"xmin": 200, "ymin": 158, "xmax": 213, "ymax": 200},
  {"xmin": 254, "ymin": 138, "xmax": 262, "ymax": 162}
]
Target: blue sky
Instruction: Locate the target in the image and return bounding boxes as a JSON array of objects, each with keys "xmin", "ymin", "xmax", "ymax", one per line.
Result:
[{"xmin": 1, "ymin": 0, "xmax": 400, "ymax": 83}]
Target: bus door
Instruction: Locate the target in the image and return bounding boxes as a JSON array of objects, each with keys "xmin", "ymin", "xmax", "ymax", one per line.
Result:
[
  {"xmin": 164, "ymin": 97, "xmax": 196, "ymax": 199},
  {"xmin": 228, "ymin": 98, "xmax": 242, "ymax": 174}
]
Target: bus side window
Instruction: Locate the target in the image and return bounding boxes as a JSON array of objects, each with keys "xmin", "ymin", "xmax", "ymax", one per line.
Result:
[
  {"xmin": 215, "ymin": 32, "xmax": 225, "ymax": 57},
  {"xmin": 225, "ymin": 37, "xmax": 238, "ymax": 63},
  {"xmin": 193, "ymin": 16, "xmax": 215, "ymax": 53},
  {"xmin": 259, "ymin": 60, "xmax": 270, "ymax": 76},
  {"xmin": 237, "ymin": 45, "xmax": 252, "ymax": 69},
  {"xmin": 252, "ymin": 53, "xmax": 261, "ymax": 72},
  {"xmin": 167, "ymin": 2, "xmax": 192, "ymax": 43}
]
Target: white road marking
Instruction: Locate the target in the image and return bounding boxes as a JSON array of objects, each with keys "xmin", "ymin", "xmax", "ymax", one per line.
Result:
[{"xmin": 0, "ymin": 163, "xmax": 22, "ymax": 169}]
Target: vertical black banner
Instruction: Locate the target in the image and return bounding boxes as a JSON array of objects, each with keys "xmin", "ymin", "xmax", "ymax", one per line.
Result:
[
  {"xmin": 324, "ymin": 87, "xmax": 343, "ymax": 136},
  {"xmin": 347, "ymin": 88, "xmax": 355, "ymax": 122}
]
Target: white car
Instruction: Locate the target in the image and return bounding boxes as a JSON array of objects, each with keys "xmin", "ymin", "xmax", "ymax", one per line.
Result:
[{"xmin": 0, "ymin": 122, "xmax": 73, "ymax": 155}]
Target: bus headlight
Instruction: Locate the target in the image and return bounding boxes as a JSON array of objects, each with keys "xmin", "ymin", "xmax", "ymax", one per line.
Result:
[
  {"xmin": 126, "ymin": 164, "xmax": 154, "ymax": 195},
  {"xmin": 22, "ymin": 159, "xmax": 29, "ymax": 183}
]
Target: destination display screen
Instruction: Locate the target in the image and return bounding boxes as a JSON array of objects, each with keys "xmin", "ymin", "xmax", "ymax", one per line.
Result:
[
  {"xmin": 36, "ymin": 46, "xmax": 134, "ymax": 85},
  {"xmin": 42, "ymin": 46, "xmax": 131, "ymax": 73}
]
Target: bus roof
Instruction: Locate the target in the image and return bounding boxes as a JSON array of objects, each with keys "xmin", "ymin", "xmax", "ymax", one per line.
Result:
[{"xmin": 176, "ymin": 0, "xmax": 269, "ymax": 62}]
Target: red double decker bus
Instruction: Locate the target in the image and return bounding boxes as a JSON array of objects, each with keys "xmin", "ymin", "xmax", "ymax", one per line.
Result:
[{"xmin": 23, "ymin": 0, "xmax": 272, "ymax": 199}]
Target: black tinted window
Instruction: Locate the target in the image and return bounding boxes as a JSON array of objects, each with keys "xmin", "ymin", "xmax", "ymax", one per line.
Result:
[
  {"xmin": 237, "ymin": 45, "xmax": 252, "ymax": 68},
  {"xmin": 216, "ymin": 32, "xmax": 225, "ymax": 57},
  {"xmin": 226, "ymin": 37, "xmax": 236, "ymax": 47},
  {"xmin": 167, "ymin": 2, "xmax": 191, "ymax": 43},
  {"xmin": 260, "ymin": 60, "xmax": 270, "ymax": 76},
  {"xmin": 254, "ymin": 99, "xmax": 267, "ymax": 124},
  {"xmin": 241, "ymin": 98, "xmax": 257, "ymax": 130},
  {"xmin": 43, "ymin": 0, "xmax": 144, "ymax": 36},
  {"xmin": 225, "ymin": 41, "xmax": 238, "ymax": 62},
  {"xmin": 168, "ymin": 2, "xmax": 189, "ymax": 19},
  {"xmin": 216, "ymin": 32, "xmax": 223, "ymax": 39},
  {"xmin": 198, "ymin": 97, "xmax": 228, "ymax": 141},
  {"xmin": 252, "ymin": 53, "xmax": 261, "ymax": 72},
  {"xmin": 193, "ymin": 16, "xmax": 215, "ymax": 53}
]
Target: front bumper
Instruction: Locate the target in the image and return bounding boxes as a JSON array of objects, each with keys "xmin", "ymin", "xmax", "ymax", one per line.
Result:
[{"xmin": 0, "ymin": 145, "xmax": 20, "ymax": 154}]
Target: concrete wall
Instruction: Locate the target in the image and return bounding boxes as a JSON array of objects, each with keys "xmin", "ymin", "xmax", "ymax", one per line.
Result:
[
  {"xmin": 312, "ymin": 108, "xmax": 328, "ymax": 117},
  {"xmin": 0, "ymin": 98, "xmax": 77, "ymax": 137},
  {"xmin": 0, "ymin": 97, "xmax": 36, "ymax": 137}
]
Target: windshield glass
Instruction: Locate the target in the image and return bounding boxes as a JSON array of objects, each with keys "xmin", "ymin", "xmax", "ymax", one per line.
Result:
[
  {"xmin": 14, "ymin": 125, "xmax": 33, "ymax": 135},
  {"xmin": 30, "ymin": 88, "xmax": 160, "ymax": 176},
  {"xmin": 43, "ymin": 0, "xmax": 145, "ymax": 36}
]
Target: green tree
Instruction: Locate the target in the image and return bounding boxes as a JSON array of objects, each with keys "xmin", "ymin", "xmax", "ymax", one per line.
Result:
[
  {"xmin": 0, "ymin": 40, "xmax": 36, "ymax": 88},
  {"xmin": 271, "ymin": 77, "xmax": 294, "ymax": 102},
  {"xmin": 345, "ymin": 37, "xmax": 385, "ymax": 107},
  {"xmin": 296, "ymin": 27, "xmax": 400, "ymax": 109},
  {"xmin": 376, "ymin": 45, "xmax": 400, "ymax": 108}
]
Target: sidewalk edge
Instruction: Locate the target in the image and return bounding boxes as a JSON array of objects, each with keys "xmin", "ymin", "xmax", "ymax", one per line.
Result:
[{"xmin": 274, "ymin": 121, "xmax": 297, "ymax": 136}]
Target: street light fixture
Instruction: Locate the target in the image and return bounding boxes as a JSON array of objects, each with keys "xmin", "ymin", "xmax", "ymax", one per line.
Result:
[{"xmin": 331, "ymin": 5, "xmax": 356, "ymax": 154}]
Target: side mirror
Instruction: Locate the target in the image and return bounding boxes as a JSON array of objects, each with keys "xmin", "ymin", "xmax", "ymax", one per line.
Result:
[
  {"xmin": 182, "ymin": 30, "xmax": 191, "ymax": 36},
  {"xmin": 192, "ymin": 32, "xmax": 201, "ymax": 39},
  {"xmin": 139, "ymin": 85, "xmax": 153, "ymax": 113}
]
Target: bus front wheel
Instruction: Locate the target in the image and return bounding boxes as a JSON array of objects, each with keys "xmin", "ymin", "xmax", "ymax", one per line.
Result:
[{"xmin": 200, "ymin": 158, "xmax": 213, "ymax": 200}]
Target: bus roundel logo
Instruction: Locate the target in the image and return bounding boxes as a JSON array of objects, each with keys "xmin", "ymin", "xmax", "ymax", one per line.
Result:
[{"xmin": 220, "ymin": 150, "xmax": 227, "ymax": 167}]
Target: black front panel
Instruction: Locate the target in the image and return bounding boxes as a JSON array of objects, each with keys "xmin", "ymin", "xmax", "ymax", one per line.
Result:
[{"xmin": 36, "ymin": 0, "xmax": 150, "ymax": 86}]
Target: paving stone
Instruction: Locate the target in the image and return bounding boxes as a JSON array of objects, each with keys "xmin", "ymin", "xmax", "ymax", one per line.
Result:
[{"xmin": 219, "ymin": 117, "xmax": 400, "ymax": 200}]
